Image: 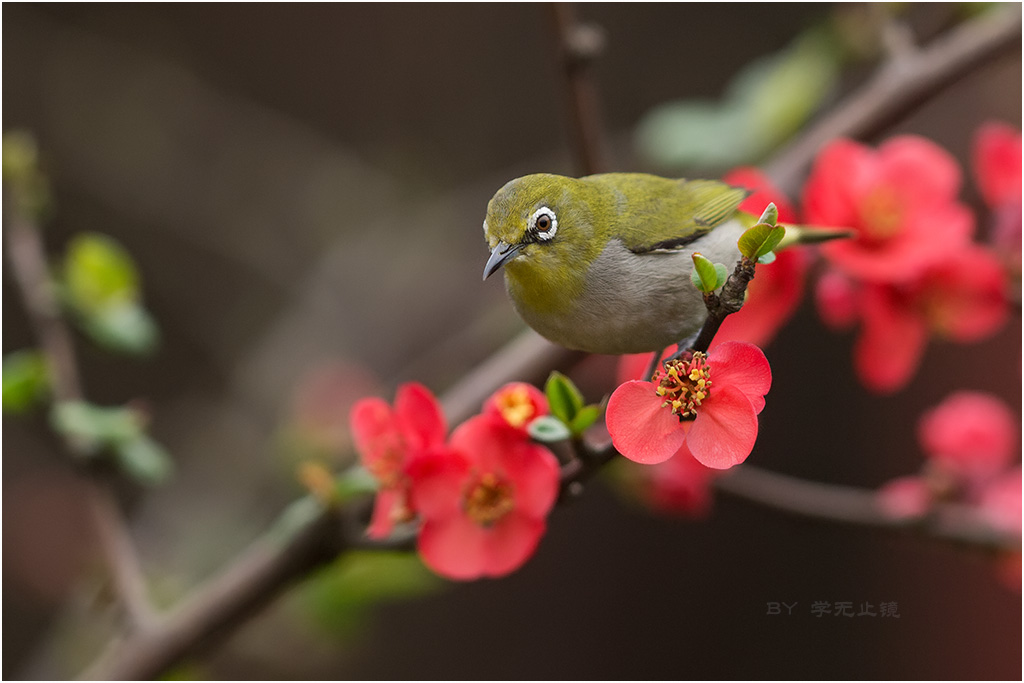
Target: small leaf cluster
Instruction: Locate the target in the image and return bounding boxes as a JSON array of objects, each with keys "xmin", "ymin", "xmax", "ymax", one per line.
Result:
[
  {"xmin": 51, "ymin": 401, "xmax": 174, "ymax": 485},
  {"xmin": 528, "ymin": 372, "xmax": 604, "ymax": 443}
]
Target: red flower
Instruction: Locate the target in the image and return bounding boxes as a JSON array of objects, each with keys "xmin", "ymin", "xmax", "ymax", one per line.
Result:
[
  {"xmin": 918, "ymin": 391, "xmax": 1017, "ymax": 484},
  {"xmin": 852, "ymin": 245, "xmax": 1008, "ymax": 393},
  {"xmin": 803, "ymin": 136, "xmax": 974, "ymax": 282},
  {"xmin": 638, "ymin": 441, "xmax": 721, "ymax": 517},
  {"xmin": 349, "ymin": 382, "xmax": 447, "ymax": 539},
  {"xmin": 606, "ymin": 341, "xmax": 771, "ymax": 469},
  {"xmin": 407, "ymin": 415, "xmax": 560, "ymax": 580},
  {"xmin": 482, "ymin": 382, "xmax": 549, "ymax": 433}
]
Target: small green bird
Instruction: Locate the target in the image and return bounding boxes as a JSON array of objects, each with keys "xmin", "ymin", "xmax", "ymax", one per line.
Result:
[{"xmin": 482, "ymin": 172, "xmax": 754, "ymax": 356}]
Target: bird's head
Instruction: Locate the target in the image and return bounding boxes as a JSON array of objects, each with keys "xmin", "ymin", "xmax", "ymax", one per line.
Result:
[{"xmin": 481, "ymin": 174, "xmax": 603, "ymax": 290}]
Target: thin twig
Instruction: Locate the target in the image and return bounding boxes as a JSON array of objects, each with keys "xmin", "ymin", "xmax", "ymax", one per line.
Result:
[{"xmin": 4, "ymin": 191, "xmax": 156, "ymax": 634}]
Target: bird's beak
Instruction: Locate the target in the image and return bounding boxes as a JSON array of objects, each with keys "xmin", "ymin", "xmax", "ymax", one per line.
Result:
[{"xmin": 483, "ymin": 241, "xmax": 525, "ymax": 280}]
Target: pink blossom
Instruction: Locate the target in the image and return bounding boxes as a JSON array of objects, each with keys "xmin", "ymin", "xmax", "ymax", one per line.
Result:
[
  {"xmin": 803, "ymin": 136, "xmax": 974, "ymax": 282},
  {"xmin": 979, "ymin": 467, "xmax": 1022, "ymax": 536},
  {"xmin": 876, "ymin": 476, "xmax": 933, "ymax": 520},
  {"xmin": 350, "ymin": 382, "xmax": 447, "ymax": 539},
  {"xmin": 606, "ymin": 341, "xmax": 771, "ymax": 469},
  {"xmin": 918, "ymin": 391, "xmax": 1018, "ymax": 483},
  {"xmin": 407, "ymin": 415, "xmax": 560, "ymax": 580},
  {"xmin": 973, "ymin": 121, "xmax": 1022, "ymax": 271}
]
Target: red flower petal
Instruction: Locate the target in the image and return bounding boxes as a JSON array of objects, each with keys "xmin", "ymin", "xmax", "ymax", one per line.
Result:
[
  {"xmin": 607, "ymin": 380, "xmax": 688, "ymax": 465},
  {"xmin": 920, "ymin": 245, "xmax": 1008, "ymax": 342},
  {"xmin": 686, "ymin": 385, "xmax": 758, "ymax": 469},
  {"xmin": 803, "ymin": 139, "xmax": 873, "ymax": 227},
  {"xmin": 854, "ymin": 286, "xmax": 928, "ymax": 393},
  {"xmin": 349, "ymin": 397, "xmax": 395, "ymax": 455},
  {"xmin": 708, "ymin": 341, "xmax": 771, "ymax": 414},
  {"xmin": 480, "ymin": 514, "xmax": 547, "ymax": 578},
  {"xmin": 815, "ymin": 269, "xmax": 861, "ymax": 330},
  {"xmin": 876, "ymin": 135, "xmax": 962, "ymax": 209},
  {"xmin": 417, "ymin": 515, "xmax": 491, "ymax": 581},
  {"xmin": 407, "ymin": 448, "xmax": 470, "ymax": 519},
  {"xmin": 366, "ymin": 487, "xmax": 402, "ymax": 540},
  {"xmin": 393, "ymin": 382, "xmax": 447, "ymax": 451}
]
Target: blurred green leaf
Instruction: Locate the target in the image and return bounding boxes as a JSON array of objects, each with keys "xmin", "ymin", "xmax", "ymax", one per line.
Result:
[
  {"xmin": 3, "ymin": 350, "xmax": 50, "ymax": 414},
  {"xmin": 528, "ymin": 415, "xmax": 572, "ymax": 444},
  {"xmin": 82, "ymin": 301, "xmax": 160, "ymax": 355},
  {"xmin": 51, "ymin": 401, "xmax": 143, "ymax": 454},
  {"xmin": 64, "ymin": 233, "xmax": 140, "ymax": 310},
  {"xmin": 544, "ymin": 371, "xmax": 584, "ymax": 424},
  {"xmin": 569, "ymin": 403, "xmax": 604, "ymax": 436},
  {"xmin": 300, "ymin": 550, "xmax": 441, "ymax": 637},
  {"xmin": 114, "ymin": 435, "xmax": 174, "ymax": 486},
  {"xmin": 757, "ymin": 251, "xmax": 777, "ymax": 265},
  {"xmin": 636, "ymin": 28, "xmax": 838, "ymax": 170},
  {"xmin": 738, "ymin": 223, "xmax": 786, "ymax": 260},
  {"xmin": 61, "ymin": 233, "xmax": 160, "ymax": 355}
]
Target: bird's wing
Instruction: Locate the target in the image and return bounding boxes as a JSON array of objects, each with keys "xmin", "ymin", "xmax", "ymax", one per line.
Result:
[{"xmin": 586, "ymin": 175, "xmax": 749, "ymax": 254}]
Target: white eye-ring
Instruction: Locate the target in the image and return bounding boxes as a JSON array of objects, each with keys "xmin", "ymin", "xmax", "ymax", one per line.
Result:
[
  {"xmin": 482, "ymin": 219, "xmax": 489, "ymax": 236},
  {"xmin": 529, "ymin": 207, "xmax": 558, "ymax": 240}
]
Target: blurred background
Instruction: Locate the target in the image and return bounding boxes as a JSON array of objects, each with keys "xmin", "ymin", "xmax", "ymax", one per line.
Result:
[{"xmin": 3, "ymin": 3, "xmax": 1021, "ymax": 679}]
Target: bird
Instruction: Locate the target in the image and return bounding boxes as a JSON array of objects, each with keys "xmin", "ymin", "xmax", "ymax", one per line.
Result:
[{"xmin": 482, "ymin": 172, "xmax": 756, "ymax": 356}]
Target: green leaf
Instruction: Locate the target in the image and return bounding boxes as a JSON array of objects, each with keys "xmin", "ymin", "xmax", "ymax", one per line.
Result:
[
  {"xmin": 737, "ymin": 223, "xmax": 785, "ymax": 260},
  {"xmin": 690, "ymin": 252, "xmax": 723, "ymax": 293},
  {"xmin": 300, "ymin": 550, "xmax": 441, "ymax": 637},
  {"xmin": 82, "ymin": 301, "xmax": 160, "ymax": 355},
  {"xmin": 114, "ymin": 435, "xmax": 174, "ymax": 486},
  {"xmin": 569, "ymin": 404, "xmax": 603, "ymax": 436},
  {"xmin": 756, "ymin": 202, "xmax": 779, "ymax": 227},
  {"xmin": 544, "ymin": 372, "xmax": 584, "ymax": 424},
  {"xmin": 3, "ymin": 350, "xmax": 50, "ymax": 414},
  {"xmin": 528, "ymin": 415, "xmax": 572, "ymax": 443},
  {"xmin": 63, "ymin": 233, "xmax": 141, "ymax": 312},
  {"xmin": 713, "ymin": 263, "xmax": 728, "ymax": 290},
  {"xmin": 757, "ymin": 251, "xmax": 777, "ymax": 265},
  {"xmin": 2, "ymin": 130, "xmax": 40, "ymax": 184},
  {"xmin": 51, "ymin": 401, "xmax": 144, "ymax": 454}
]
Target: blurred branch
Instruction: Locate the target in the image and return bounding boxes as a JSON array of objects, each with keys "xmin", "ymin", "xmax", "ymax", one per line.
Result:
[
  {"xmin": 4, "ymin": 191, "xmax": 156, "ymax": 633},
  {"xmin": 715, "ymin": 465, "xmax": 1019, "ymax": 552},
  {"xmin": 550, "ymin": 3, "xmax": 609, "ymax": 175},
  {"xmin": 82, "ymin": 502, "xmax": 348, "ymax": 680},
  {"xmin": 767, "ymin": 4, "xmax": 1022, "ymax": 194}
]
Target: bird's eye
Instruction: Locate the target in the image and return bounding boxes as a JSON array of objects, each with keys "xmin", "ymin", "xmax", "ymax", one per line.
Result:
[{"xmin": 528, "ymin": 207, "xmax": 558, "ymax": 241}]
